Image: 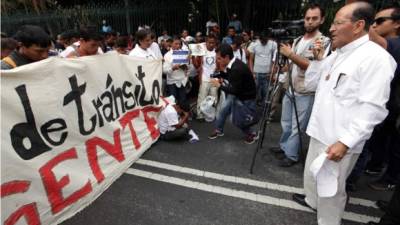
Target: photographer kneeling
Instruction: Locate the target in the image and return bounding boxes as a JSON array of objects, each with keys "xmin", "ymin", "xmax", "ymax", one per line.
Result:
[{"xmin": 208, "ymin": 44, "xmax": 258, "ymax": 144}]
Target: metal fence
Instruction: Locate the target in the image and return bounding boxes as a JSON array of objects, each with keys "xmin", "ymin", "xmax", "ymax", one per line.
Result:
[
  {"xmin": 1, "ymin": 3, "xmax": 202, "ymax": 37},
  {"xmin": 1, "ymin": 0, "xmax": 395, "ymax": 38},
  {"xmin": 1, "ymin": 0, "xmax": 306, "ymax": 38}
]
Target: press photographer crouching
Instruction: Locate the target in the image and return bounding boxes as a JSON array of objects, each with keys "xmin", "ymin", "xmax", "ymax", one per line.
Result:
[{"xmin": 208, "ymin": 44, "xmax": 258, "ymax": 144}]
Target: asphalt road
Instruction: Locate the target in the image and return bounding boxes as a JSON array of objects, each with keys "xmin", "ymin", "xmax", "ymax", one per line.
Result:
[{"xmin": 62, "ymin": 118, "xmax": 392, "ymax": 225}]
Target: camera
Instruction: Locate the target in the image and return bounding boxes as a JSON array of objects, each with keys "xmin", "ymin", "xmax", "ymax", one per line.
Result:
[
  {"xmin": 210, "ymin": 72, "xmax": 222, "ymax": 79},
  {"xmin": 268, "ymin": 19, "xmax": 304, "ymax": 41}
]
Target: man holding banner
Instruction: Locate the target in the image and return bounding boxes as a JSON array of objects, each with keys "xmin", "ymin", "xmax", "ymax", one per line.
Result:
[{"xmin": 1, "ymin": 25, "xmax": 51, "ymax": 69}]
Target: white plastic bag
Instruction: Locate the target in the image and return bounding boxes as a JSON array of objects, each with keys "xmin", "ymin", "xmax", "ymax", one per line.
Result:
[{"xmin": 200, "ymin": 95, "xmax": 216, "ymax": 122}]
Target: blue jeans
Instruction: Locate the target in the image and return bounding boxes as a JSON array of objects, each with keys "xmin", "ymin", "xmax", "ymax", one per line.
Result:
[
  {"xmin": 255, "ymin": 73, "xmax": 270, "ymax": 103},
  {"xmin": 215, "ymin": 94, "xmax": 235, "ymax": 133},
  {"xmin": 215, "ymin": 94, "xmax": 255, "ymax": 135},
  {"xmin": 279, "ymin": 92, "xmax": 314, "ymax": 161}
]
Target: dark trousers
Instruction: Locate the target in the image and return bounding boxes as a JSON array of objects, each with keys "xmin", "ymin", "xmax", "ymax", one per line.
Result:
[
  {"xmin": 365, "ymin": 122, "xmax": 391, "ymax": 171},
  {"xmin": 348, "ymin": 115, "xmax": 400, "ymax": 185},
  {"xmin": 167, "ymin": 84, "xmax": 187, "ymax": 107},
  {"xmin": 378, "ymin": 185, "xmax": 400, "ymax": 225},
  {"xmin": 383, "ymin": 134, "xmax": 400, "ymax": 184},
  {"xmin": 160, "ymin": 127, "xmax": 190, "ymax": 141}
]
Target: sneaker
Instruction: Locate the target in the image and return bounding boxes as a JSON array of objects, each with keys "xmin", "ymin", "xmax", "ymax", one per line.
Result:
[
  {"xmin": 244, "ymin": 134, "xmax": 257, "ymax": 144},
  {"xmin": 369, "ymin": 180, "xmax": 396, "ymax": 191},
  {"xmin": 208, "ymin": 130, "xmax": 224, "ymax": 139},
  {"xmin": 253, "ymin": 132, "xmax": 259, "ymax": 140},
  {"xmin": 188, "ymin": 129, "xmax": 199, "ymax": 143}
]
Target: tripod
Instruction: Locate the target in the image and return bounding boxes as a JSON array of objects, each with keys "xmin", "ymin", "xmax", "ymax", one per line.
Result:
[{"xmin": 249, "ymin": 39, "xmax": 304, "ymax": 174}]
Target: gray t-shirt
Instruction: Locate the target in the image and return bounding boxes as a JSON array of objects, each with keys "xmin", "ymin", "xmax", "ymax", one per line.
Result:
[{"xmin": 249, "ymin": 40, "xmax": 277, "ymax": 74}]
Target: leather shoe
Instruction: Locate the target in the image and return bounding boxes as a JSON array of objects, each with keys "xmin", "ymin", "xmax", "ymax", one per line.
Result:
[
  {"xmin": 274, "ymin": 152, "xmax": 286, "ymax": 160},
  {"xmin": 269, "ymin": 147, "xmax": 284, "ymax": 154},
  {"xmin": 278, "ymin": 157, "xmax": 297, "ymax": 167},
  {"xmin": 376, "ymin": 200, "xmax": 388, "ymax": 212},
  {"xmin": 292, "ymin": 194, "xmax": 316, "ymax": 211}
]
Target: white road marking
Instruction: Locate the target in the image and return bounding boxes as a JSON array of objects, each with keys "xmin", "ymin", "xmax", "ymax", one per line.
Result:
[
  {"xmin": 135, "ymin": 159, "xmax": 377, "ymax": 209},
  {"xmin": 125, "ymin": 168, "xmax": 380, "ymax": 224}
]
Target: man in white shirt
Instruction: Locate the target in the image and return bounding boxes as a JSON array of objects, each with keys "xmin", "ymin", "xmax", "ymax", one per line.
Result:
[
  {"xmin": 231, "ymin": 36, "xmax": 247, "ymax": 64},
  {"xmin": 292, "ymin": 3, "xmax": 397, "ymax": 225},
  {"xmin": 248, "ymin": 31, "xmax": 277, "ymax": 105},
  {"xmin": 60, "ymin": 28, "xmax": 104, "ymax": 58},
  {"xmin": 272, "ymin": 3, "xmax": 331, "ymax": 167},
  {"xmin": 157, "ymin": 30, "xmax": 171, "ymax": 45},
  {"xmin": 150, "ymin": 31, "xmax": 163, "ymax": 59},
  {"xmin": 206, "ymin": 17, "xmax": 218, "ymax": 35},
  {"xmin": 129, "ymin": 29, "xmax": 157, "ymax": 59},
  {"xmin": 158, "ymin": 102, "xmax": 190, "ymax": 141},
  {"xmin": 194, "ymin": 34, "xmax": 218, "ymax": 121},
  {"xmin": 163, "ymin": 37, "xmax": 189, "ymax": 107},
  {"xmin": 181, "ymin": 29, "xmax": 194, "ymax": 51}
]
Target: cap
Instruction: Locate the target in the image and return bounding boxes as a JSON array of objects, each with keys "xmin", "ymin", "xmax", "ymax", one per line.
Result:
[{"xmin": 309, "ymin": 152, "xmax": 340, "ymax": 197}]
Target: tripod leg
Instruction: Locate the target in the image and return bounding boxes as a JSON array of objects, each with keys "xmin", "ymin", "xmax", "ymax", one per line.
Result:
[
  {"xmin": 291, "ymin": 94, "xmax": 305, "ymax": 166},
  {"xmin": 250, "ymin": 74, "xmax": 283, "ymax": 174}
]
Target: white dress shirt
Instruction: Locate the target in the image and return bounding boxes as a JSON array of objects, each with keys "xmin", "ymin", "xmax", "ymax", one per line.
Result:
[
  {"xmin": 150, "ymin": 42, "xmax": 163, "ymax": 59},
  {"xmin": 129, "ymin": 44, "xmax": 157, "ymax": 59},
  {"xmin": 163, "ymin": 49, "xmax": 188, "ymax": 87},
  {"xmin": 158, "ymin": 104, "xmax": 179, "ymax": 134},
  {"xmin": 305, "ymin": 35, "xmax": 396, "ymax": 153},
  {"xmin": 59, "ymin": 41, "xmax": 103, "ymax": 58}
]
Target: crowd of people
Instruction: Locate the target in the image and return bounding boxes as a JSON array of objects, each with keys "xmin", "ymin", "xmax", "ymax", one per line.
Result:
[{"xmin": 1, "ymin": 1, "xmax": 400, "ymax": 225}]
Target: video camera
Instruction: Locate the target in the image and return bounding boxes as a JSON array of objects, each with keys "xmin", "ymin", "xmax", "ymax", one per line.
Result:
[
  {"xmin": 210, "ymin": 72, "xmax": 222, "ymax": 79},
  {"xmin": 268, "ymin": 19, "xmax": 304, "ymax": 41}
]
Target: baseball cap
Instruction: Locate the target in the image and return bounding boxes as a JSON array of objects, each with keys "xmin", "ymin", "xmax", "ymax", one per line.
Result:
[{"xmin": 309, "ymin": 152, "xmax": 340, "ymax": 197}]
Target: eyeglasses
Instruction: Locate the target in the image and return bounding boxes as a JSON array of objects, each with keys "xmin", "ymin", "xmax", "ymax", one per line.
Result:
[
  {"xmin": 374, "ymin": 17, "xmax": 393, "ymax": 25},
  {"xmin": 330, "ymin": 19, "xmax": 353, "ymax": 27}
]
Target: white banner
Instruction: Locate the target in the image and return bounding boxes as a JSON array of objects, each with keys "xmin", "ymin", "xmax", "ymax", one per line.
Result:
[
  {"xmin": 1, "ymin": 53, "xmax": 163, "ymax": 225},
  {"xmin": 189, "ymin": 43, "xmax": 206, "ymax": 56}
]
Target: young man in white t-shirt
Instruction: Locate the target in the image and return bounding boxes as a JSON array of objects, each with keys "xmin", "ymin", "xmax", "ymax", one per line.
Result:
[
  {"xmin": 193, "ymin": 34, "xmax": 218, "ymax": 121},
  {"xmin": 231, "ymin": 35, "xmax": 247, "ymax": 64},
  {"xmin": 129, "ymin": 29, "xmax": 157, "ymax": 59},
  {"xmin": 248, "ymin": 31, "xmax": 277, "ymax": 105},
  {"xmin": 158, "ymin": 102, "xmax": 196, "ymax": 141}
]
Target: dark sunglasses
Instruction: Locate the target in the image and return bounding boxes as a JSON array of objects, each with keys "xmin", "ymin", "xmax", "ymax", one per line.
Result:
[{"xmin": 374, "ymin": 17, "xmax": 393, "ymax": 25}]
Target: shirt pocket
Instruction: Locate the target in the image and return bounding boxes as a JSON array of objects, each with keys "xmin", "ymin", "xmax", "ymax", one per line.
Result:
[{"xmin": 332, "ymin": 72, "xmax": 358, "ymax": 105}]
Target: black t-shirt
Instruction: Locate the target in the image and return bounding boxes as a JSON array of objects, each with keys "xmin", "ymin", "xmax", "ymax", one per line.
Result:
[{"xmin": 386, "ymin": 37, "xmax": 400, "ymax": 117}]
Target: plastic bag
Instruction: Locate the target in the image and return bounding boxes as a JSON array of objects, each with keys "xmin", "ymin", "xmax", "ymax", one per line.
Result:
[{"xmin": 200, "ymin": 95, "xmax": 216, "ymax": 122}]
